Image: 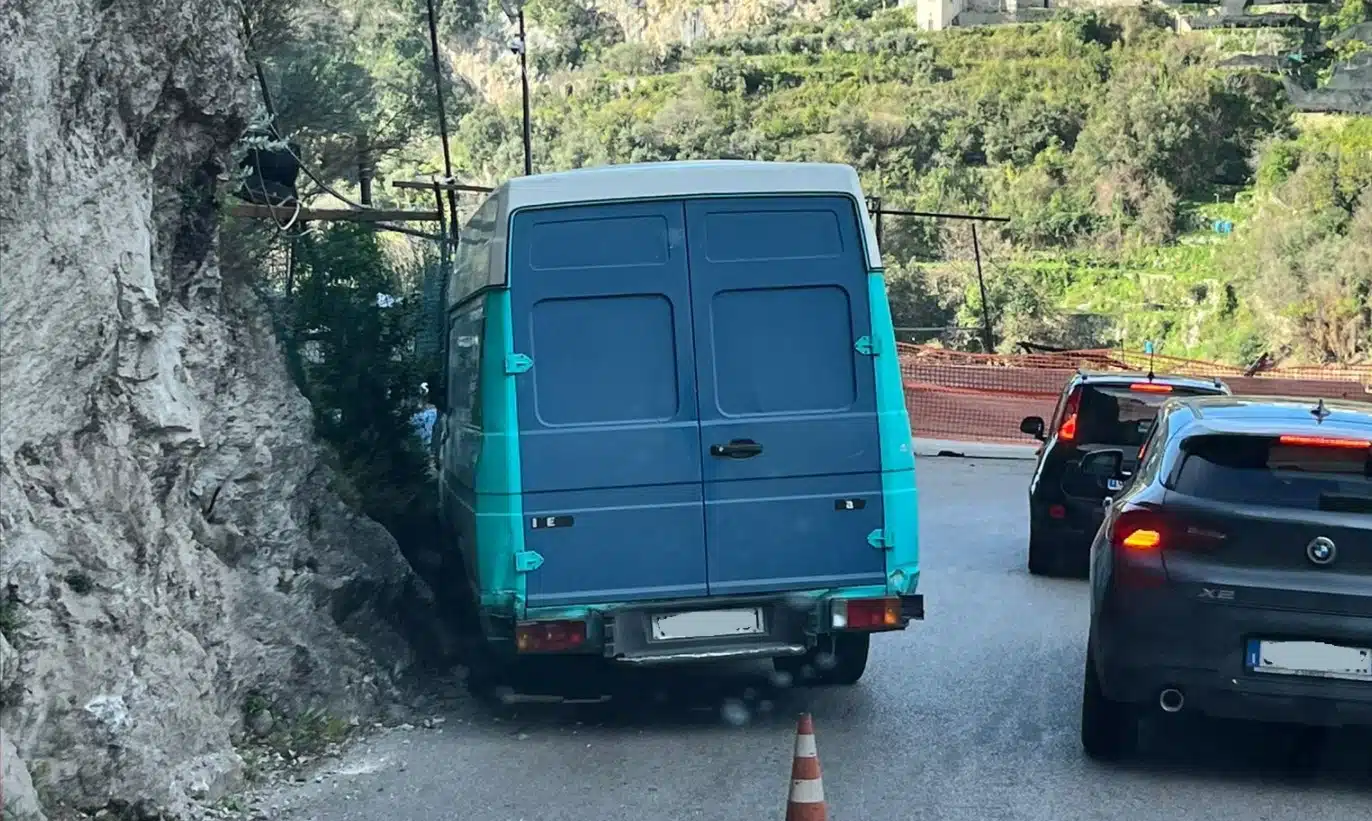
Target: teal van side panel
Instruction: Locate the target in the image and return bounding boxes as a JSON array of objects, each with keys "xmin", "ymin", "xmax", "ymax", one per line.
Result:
[
  {"xmin": 868, "ymin": 270, "xmax": 920, "ymax": 595},
  {"xmin": 473, "ymin": 288, "xmax": 526, "ymax": 617}
]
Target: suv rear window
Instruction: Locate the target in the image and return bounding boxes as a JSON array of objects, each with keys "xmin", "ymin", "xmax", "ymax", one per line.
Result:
[
  {"xmin": 1171, "ymin": 434, "xmax": 1372, "ymax": 512},
  {"xmin": 1074, "ymin": 385, "xmax": 1209, "ymax": 447}
]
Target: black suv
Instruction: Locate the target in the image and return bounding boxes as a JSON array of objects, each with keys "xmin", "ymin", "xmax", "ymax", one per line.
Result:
[
  {"xmin": 1079, "ymin": 395, "xmax": 1372, "ymax": 760},
  {"xmin": 1020, "ymin": 371, "xmax": 1230, "ymax": 576}
]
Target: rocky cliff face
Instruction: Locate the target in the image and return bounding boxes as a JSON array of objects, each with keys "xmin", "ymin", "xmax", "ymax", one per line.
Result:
[{"xmin": 0, "ymin": 2, "xmax": 430, "ymax": 818}]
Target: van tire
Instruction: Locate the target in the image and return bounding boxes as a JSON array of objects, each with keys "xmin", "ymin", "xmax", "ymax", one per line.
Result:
[
  {"xmin": 462, "ymin": 642, "xmax": 507, "ymax": 703},
  {"xmin": 1080, "ymin": 645, "xmax": 1138, "ymax": 762},
  {"xmin": 775, "ymin": 633, "xmax": 870, "ymax": 687}
]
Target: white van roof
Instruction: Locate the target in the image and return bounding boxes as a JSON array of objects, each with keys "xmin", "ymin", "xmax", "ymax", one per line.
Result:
[{"xmin": 455, "ymin": 162, "xmax": 883, "ymax": 296}]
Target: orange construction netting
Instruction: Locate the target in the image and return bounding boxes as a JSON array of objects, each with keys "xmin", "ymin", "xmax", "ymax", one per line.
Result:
[{"xmin": 899, "ymin": 344, "xmax": 1372, "ymax": 445}]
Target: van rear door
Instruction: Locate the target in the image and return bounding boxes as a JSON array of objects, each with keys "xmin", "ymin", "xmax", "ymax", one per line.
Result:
[
  {"xmin": 683, "ymin": 196, "xmax": 887, "ymax": 596},
  {"xmin": 510, "ymin": 201, "xmax": 708, "ymax": 607}
]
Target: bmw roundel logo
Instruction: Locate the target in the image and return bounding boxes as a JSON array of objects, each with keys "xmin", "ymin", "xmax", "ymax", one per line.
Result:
[{"xmin": 1306, "ymin": 536, "xmax": 1338, "ymax": 567}]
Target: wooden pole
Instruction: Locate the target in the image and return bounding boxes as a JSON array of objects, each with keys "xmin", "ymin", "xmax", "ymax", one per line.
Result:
[
  {"xmin": 971, "ymin": 223, "xmax": 995, "ymax": 354},
  {"xmin": 517, "ymin": 9, "xmax": 533, "ymax": 176},
  {"xmin": 424, "ymin": 0, "xmax": 461, "ymax": 232},
  {"xmin": 224, "ymin": 204, "xmax": 441, "ymax": 222},
  {"xmin": 393, "ymin": 179, "xmax": 494, "ymax": 194}
]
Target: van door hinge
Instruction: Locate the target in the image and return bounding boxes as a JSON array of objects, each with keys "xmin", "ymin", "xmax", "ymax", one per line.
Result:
[
  {"xmin": 867, "ymin": 529, "xmax": 894, "ymax": 550},
  {"xmin": 514, "ymin": 550, "xmax": 544, "ymax": 572},
  {"xmin": 855, "ymin": 336, "xmax": 880, "ymax": 356},
  {"xmin": 504, "ymin": 353, "xmax": 533, "ymax": 374}
]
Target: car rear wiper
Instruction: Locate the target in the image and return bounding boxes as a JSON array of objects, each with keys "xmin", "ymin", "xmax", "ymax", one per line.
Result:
[{"xmin": 1318, "ymin": 493, "xmax": 1372, "ymax": 514}]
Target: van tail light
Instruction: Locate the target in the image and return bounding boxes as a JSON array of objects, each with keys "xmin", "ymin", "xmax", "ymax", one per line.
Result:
[
  {"xmin": 516, "ymin": 620, "xmax": 587, "ymax": 653},
  {"xmin": 1278, "ymin": 434, "xmax": 1372, "ymax": 450},
  {"xmin": 1130, "ymin": 383, "xmax": 1173, "ymax": 394},
  {"xmin": 1058, "ymin": 387, "xmax": 1082, "ymax": 441},
  {"xmin": 833, "ymin": 597, "xmax": 902, "ymax": 631}
]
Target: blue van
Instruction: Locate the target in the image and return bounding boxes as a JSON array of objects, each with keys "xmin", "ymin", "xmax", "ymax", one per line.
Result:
[{"xmin": 435, "ymin": 160, "xmax": 922, "ymax": 690}]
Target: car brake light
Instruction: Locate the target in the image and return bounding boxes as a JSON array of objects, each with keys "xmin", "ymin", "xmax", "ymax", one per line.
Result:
[
  {"xmin": 1278, "ymin": 434, "xmax": 1372, "ymax": 450},
  {"xmin": 1112, "ymin": 510, "xmax": 1163, "ymax": 551},
  {"xmin": 516, "ymin": 620, "xmax": 587, "ymax": 652},
  {"xmin": 833, "ymin": 597, "xmax": 902, "ymax": 630},
  {"xmin": 1058, "ymin": 387, "xmax": 1082, "ymax": 441},
  {"xmin": 1121, "ymin": 529, "xmax": 1161, "ymax": 549},
  {"xmin": 1129, "ymin": 383, "xmax": 1172, "ymax": 394}
]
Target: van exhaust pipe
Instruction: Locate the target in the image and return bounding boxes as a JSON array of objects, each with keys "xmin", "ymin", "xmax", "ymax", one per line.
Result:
[{"xmin": 1158, "ymin": 688, "xmax": 1185, "ymax": 713}]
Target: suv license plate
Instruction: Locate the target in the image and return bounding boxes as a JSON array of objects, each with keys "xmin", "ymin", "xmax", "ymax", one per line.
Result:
[{"xmin": 1246, "ymin": 640, "xmax": 1372, "ymax": 681}]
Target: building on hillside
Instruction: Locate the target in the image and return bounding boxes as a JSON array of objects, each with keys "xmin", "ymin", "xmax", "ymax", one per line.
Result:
[
  {"xmin": 908, "ymin": 0, "xmax": 1133, "ymax": 32},
  {"xmin": 908, "ymin": 0, "xmax": 1329, "ymax": 32}
]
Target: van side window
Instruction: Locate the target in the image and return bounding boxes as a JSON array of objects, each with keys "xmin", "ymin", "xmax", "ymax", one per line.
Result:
[
  {"xmin": 450, "ymin": 198, "xmax": 497, "ymax": 304},
  {"xmin": 447, "ymin": 301, "xmax": 484, "ymax": 430}
]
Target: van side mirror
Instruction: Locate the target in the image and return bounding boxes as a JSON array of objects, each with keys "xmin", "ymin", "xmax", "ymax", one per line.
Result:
[
  {"xmin": 1020, "ymin": 416, "xmax": 1046, "ymax": 441},
  {"xmin": 1080, "ymin": 449, "xmax": 1125, "ymax": 479}
]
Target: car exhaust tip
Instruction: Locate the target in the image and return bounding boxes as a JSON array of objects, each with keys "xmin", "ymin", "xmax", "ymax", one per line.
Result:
[{"xmin": 1158, "ymin": 688, "xmax": 1184, "ymax": 713}]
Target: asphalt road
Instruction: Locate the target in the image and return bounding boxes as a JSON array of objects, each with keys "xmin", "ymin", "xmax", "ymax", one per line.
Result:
[{"xmin": 268, "ymin": 458, "xmax": 1372, "ymax": 821}]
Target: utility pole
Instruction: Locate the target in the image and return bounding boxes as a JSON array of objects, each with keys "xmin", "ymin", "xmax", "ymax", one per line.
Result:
[
  {"xmin": 357, "ymin": 134, "xmax": 374, "ymax": 205},
  {"xmin": 513, "ymin": 9, "xmax": 533, "ymax": 176},
  {"xmin": 971, "ymin": 224, "xmax": 995, "ymax": 354},
  {"xmin": 423, "ymin": 0, "xmax": 460, "ymax": 233}
]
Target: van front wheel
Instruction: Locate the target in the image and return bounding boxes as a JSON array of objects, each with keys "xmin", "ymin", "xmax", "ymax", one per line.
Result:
[{"xmin": 774, "ymin": 633, "xmax": 870, "ymax": 687}]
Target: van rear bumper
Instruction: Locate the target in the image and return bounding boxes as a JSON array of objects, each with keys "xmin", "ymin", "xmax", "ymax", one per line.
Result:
[{"xmin": 519, "ymin": 592, "xmax": 923, "ymax": 665}]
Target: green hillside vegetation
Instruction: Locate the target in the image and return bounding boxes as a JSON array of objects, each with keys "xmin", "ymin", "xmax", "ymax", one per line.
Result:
[
  {"xmin": 224, "ymin": 0, "xmax": 1367, "ymax": 570},
  {"xmin": 441, "ymin": 5, "xmax": 1371, "ymax": 366}
]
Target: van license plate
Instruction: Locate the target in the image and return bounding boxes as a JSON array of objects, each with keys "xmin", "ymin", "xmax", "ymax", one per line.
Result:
[
  {"xmin": 1246, "ymin": 640, "xmax": 1372, "ymax": 681},
  {"xmin": 650, "ymin": 609, "xmax": 764, "ymax": 641}
]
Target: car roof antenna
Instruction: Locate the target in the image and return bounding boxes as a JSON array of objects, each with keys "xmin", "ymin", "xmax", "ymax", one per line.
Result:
[{"xmin": 1144, "ymin": 341, "xmax": 1155, "ymax": 382}]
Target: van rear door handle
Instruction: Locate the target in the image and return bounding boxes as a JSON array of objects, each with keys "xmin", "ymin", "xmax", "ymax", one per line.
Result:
[{"xmin": 710, "ymin": 439, "xmax": 763, "ymax": 459}]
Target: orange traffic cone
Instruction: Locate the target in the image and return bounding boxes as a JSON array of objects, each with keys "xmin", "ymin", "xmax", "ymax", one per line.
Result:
[{"xmin": 785, "ymin": 713, "xmax": 827, "ymax": 821}]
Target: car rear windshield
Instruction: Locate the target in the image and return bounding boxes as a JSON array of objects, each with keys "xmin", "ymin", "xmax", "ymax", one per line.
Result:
[
  {"xmin": 1171, "ymin": 434, "xmax": 1372, "ymax": 512},
  {"xmin": 1074, "ymin": 385, "xmax": 1210, "ymax": 447}
]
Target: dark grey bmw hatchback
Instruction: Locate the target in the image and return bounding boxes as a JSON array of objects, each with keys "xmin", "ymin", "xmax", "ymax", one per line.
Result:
[{"xmin": 1079, "ymin": 394, "xmax": 1372, "ymax": 761}]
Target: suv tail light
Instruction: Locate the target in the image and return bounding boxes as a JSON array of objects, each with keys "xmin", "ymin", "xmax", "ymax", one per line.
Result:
[
  {"xmin": 1058, "ymin": 386, "xmax": 1083, "ymax": 441},
  {"xmin": 1129, "ymin": 383, "xmax": 1173, "ymax": 394},
  {"xmin": 1113, "ymin": 509, "xmax": 1164, "ymax": 551},
  {"xmin": 1111, "ymin": 509, "xmax": 1227, "ymax": 553}
]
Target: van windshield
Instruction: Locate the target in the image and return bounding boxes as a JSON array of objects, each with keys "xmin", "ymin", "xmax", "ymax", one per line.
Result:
[{"xmin": 1075, "ymin": 385, "xmax": 1208, "ymax": 447}]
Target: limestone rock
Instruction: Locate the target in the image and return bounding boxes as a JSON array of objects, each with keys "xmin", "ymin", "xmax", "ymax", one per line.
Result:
[
  {"xmin": 2, "ymin": 729, "xmax": 46, "ymax": 821},
  {"xmin": 0, "ymin": 0, "xmax": 434, "ymax": 816}
]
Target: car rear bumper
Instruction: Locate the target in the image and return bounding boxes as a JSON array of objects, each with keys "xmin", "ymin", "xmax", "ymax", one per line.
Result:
[
  {"xmin": 1095, "ymin": 592, "xmax": 1372, "ymax": 726},
  {"xmin": 521, "ymin": 592, "xmax": 925, "ymax": 665},
  {"xmin": 1030, "ymin": 501, "xmax": 1102, "ymax": 550}
]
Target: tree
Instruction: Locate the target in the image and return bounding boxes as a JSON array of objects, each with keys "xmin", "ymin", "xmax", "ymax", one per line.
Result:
[{"xmin": 290, "ymin": 225, "xmax": 433, "ymax": 520}]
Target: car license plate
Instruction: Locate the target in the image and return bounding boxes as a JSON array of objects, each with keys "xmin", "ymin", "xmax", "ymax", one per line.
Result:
[
  {"xmin": 1246, "ymin": 640, "xmax": 1372, "ymax": 681},
  {"xmin": 650, "ymin": 608, "xmax": 764, "ymax": 641}
]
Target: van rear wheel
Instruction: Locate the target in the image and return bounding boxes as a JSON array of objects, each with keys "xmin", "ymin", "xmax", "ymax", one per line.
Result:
[{"xmin": 774, "ymin": 633, "xmax": 870, "ymax": 687}]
